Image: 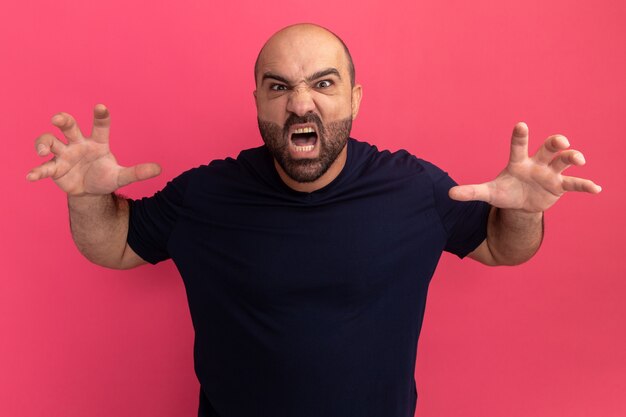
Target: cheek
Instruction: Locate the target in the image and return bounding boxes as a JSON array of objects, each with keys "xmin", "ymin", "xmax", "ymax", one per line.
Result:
[
  {"xmin": 257, "ymin": 97, "xmax": 288, "ymax": 120},
  {"xmin": 314, "ymin": 94, "xmax": 353, "ymax": 120}
]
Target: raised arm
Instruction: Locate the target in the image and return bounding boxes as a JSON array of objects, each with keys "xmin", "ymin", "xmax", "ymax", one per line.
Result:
[
  {"xmin": 449, "ymin": 122, "xmax": 601, "ymax": 266},
  {"xmin": 27, "ymin": 104, "xmax": 161, "ymax": 269}
]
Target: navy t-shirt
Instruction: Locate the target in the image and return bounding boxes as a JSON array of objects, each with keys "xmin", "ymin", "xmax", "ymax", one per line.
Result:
[{"xmin": 127, "ymin": 138, "xmax": 490, "ymax": 417}]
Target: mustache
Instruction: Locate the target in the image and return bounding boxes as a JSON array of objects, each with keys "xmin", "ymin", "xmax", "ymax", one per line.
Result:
[{"xmin": 283, "ymin": 113, "xmax": 325, "ymax": 137}]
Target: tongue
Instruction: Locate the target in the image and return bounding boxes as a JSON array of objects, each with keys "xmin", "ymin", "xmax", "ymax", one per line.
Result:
[{"xmin": 292, "ymin": 133, "xmax": 317, "ymax": 146}]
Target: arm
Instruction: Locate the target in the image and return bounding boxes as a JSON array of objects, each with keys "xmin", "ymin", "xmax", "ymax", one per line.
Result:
[
  {"xmin": 468, "ymin": 208, "xmax": 543, "ymax": 266},
  {"xmin": 28, "ymin": 105, "xmax": 161, "ymax": 269},
  {"xmin": 450, "ymin": 122, "xmax": 601, "ymax": 266},
  {"xmin": 68, "ymin": 193, "xmax": 145, "ymax": 269}
]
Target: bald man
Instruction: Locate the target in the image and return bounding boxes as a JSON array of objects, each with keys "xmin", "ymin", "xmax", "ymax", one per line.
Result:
[{"xmin": 29, "ymin": 23, "xmax": 600, "ymax": 417}]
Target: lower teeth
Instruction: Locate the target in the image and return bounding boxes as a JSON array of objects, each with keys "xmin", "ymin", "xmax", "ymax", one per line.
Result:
[{"xmin": 294, "ymin": 145, "xmax": 314, "ymax": 152}]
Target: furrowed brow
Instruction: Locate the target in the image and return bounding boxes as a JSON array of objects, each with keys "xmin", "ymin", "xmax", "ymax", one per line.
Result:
[
  {"xmin": 306, "ymin": 68, "xmax": 341, "ymax": 82},
  {"xmin": 262, "ymin": 72, "xmax": 291, "ymax": 85},
  {"xmin": 262, "ymin": 68, "xmax": 342, "ymax": 86}
]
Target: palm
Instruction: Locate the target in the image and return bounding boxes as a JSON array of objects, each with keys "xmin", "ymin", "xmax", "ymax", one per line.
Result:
[
  {"xmin": 449, "ymin": 123, "xmax": 601, "ymax": 212},
  {"xmin": 48, "ymin": 139, "xmax": 118, "ymax": 195},
  {"xmin": 28, "ymin": 105, "xmax": 160, "ymax": 196}
]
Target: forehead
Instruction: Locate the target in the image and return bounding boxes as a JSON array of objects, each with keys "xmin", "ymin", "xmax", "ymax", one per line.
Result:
[{"xmin": 257, "ymin": 30, "xmax": 348, "ymax": 82}]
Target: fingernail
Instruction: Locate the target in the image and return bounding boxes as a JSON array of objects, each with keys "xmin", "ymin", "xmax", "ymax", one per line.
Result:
[
  {"xmin": 37, "ymin": 144, "xmax": 46, "ymax": 155},
  {"xmin": 574, "ymin": 154, "xmax": 585, "ymax": 164}
]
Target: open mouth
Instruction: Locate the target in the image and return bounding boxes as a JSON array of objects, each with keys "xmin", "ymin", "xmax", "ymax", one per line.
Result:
[{"xmin": 290, "ymin": 126, "xmax": 318, "ymax": 152}]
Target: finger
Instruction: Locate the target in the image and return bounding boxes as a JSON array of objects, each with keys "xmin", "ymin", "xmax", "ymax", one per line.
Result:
[
  {"xmin": 509, "ymin": 122, "xmax": 529, "ymax": 163},
  {"xmin": 90, "ymin": 104, "xmax": 111, "ymax": 143},
  {"xmin": 449, "ymin": 184, "xmax": 492, "ymax": 203},
  {"xmin": 549, "ymin": 150, "xmax": 586, "ymax": 173},
  {"xmin": 34, "ymin": 133, "xmax": 67, "ymax": 157},
  {"xmin": 562, "ymin": 176, "xmax": 602, "ymax": 193},
  {"xmin": 534, "ymin": 134, "xmax": 570, "ymax": 165},
  {"xmin": 117, "ymin": 163, "xmax": 162, "ymax": 187},
  {"xmin": 26, "ymin": 159, "xmax": 59, "ymax": 181},
  {"xmin": 51, "ymin": 112, "xmax": 84, "ymax": 143}
]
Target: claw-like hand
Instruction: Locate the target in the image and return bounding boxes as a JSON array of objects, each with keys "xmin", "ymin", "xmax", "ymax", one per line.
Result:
[
  {"xmin": 449, "ymin": 122, "xmax": 602, "ymax": 212},
  {"xmin": 27, "ymin": 104, "xmax": 161, "ymax": 196}
]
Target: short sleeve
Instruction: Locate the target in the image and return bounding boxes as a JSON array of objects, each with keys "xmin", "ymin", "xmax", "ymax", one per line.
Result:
[
  {"xmin": 127, "ymin": 170, "xmax": 193, "ymax": 264},
  {"xmin": 420, "ymin": 160, "xmax": 491, "ymax": 258}
]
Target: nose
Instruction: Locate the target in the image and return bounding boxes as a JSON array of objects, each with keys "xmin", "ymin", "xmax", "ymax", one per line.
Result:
[{"xmin": 286, "ymin": 87, "xmax": 316, "ymax": 117}]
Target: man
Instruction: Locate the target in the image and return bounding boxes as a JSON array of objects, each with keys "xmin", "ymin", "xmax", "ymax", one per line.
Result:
[{"xmin": 28, "ymin": 23, "xmax": 600, "ymax": 417}]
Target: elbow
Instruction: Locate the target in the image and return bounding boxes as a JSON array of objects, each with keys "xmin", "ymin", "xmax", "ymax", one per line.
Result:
[
  {"xmin": 485, "ymin": 237, "xmax": 542, "ymax": 267},
  {"xmin": 78, "ymin": 251, "xmax": 130, "ymax": 270}
]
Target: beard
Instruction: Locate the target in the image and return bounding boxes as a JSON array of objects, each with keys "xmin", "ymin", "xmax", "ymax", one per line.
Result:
[{"xmin": 257, "ymin": 113, "xmax": 352, "ymax": 183}]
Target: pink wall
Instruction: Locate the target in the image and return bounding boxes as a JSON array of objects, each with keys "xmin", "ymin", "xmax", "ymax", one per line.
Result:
[{"xmin": 3, "ymin": 0, "xmax": 625, "ymax": 416}]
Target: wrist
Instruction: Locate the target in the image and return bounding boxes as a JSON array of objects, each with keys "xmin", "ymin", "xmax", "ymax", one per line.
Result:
[
  {"xmin": 502, "ymin": 208, "xmax": 544, "ymax": 221},
  {"xmin": 67, "ymin": 193, "xmax": 124, "ymax": 212}
]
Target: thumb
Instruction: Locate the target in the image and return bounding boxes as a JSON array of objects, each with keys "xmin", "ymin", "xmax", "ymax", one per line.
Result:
[
  {"xmin": 117, "ymin": 163, "xmax": 162, "ymax": 188},
  {"xmin": 449, "ymin": 183, "xmax": 492, "ymax": 203}
]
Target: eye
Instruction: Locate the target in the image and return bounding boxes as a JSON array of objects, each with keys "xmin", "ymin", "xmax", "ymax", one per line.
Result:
[
  {"xmin": 315, "ymin": 80, "xmax": 333, "ymax": 88},
  {"xmin": 270, "ymin": 84, "xmax": 288, "ymax": 91}
]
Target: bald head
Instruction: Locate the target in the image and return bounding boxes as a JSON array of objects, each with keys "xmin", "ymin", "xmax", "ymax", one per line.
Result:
[{"xmin": 254, "ymin": 23, "xmax": 355, "ymax": 87}]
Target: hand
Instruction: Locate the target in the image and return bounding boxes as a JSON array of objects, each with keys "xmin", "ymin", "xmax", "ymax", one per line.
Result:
[
  {"xmin": 27, "ymin": 104, "xmax": 161, "ymax": 196},
  {"xmin": 449, "ymin": 122, "xmax": 602, "ymax": 213}
]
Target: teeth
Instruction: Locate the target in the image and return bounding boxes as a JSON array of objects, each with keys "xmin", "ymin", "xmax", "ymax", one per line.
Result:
[
  {"xmin": 294, "ymin": 145, "xmax": 315, "ymax": 152},
  {"xmin": 293, "ymin": 127, "xmax": 315, "ymax": 134}
]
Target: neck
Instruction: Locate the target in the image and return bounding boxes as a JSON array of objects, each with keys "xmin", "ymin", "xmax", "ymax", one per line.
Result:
[{"xmin": 275, "ymin": 145, "xmax": 348, "ymax": 193}]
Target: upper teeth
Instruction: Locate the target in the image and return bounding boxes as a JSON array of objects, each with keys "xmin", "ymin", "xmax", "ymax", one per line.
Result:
[{"xmin": 293, "ymin": 127, "xmax": 315, "ymax": 134}]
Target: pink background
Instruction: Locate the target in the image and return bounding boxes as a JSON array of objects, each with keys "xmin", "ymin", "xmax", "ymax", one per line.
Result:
[{"xmin": 3, "ymin": 0, "xmax": 625, "ymax": 416}]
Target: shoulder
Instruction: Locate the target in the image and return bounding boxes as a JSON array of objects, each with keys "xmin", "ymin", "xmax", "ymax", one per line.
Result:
[
  {"xmin": 171, "ymin": 145, "xmax": 272, "ymax": 184},
  {"xmin": 161, "ymin": 145, "xmax": 280, "ymax": 204},
  {"xmin": 348, "ymin": 138, "xmax": 447, "ymax": 182}
]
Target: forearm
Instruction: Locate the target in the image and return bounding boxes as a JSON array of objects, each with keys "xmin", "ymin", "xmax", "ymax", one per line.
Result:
[
  {"xmin": 68, "ymin": 193, "xmax": 132, "ymax": 268},
  {"xmin": 484, "ymin": 206, "xmax": 544, "ymax": 266}
]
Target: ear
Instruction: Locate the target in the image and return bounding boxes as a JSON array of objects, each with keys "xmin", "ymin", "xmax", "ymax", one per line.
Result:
[
  {"xmin": 253, "ymin": 90, "xmax": 258, "ymax": 110},
  {"xmin": 351, "ymin": 84, "xmax": 363, "ymax": 120}
]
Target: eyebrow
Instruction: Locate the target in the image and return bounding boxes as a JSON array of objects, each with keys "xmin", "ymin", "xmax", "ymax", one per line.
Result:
[{"xmin": 262, "ymin": 68, "xmax": 342, "ymax": 85}]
